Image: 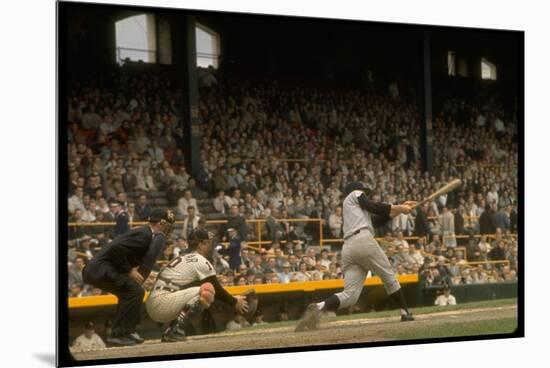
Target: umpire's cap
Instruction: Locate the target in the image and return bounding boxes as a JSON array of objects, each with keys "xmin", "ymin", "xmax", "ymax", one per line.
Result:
[
  {"xmin": 188, "ymin": 228, "xmax": 215, "ymax": 250},
  {"xmin": 344, "ymin": 181, "xmax": 368, "ymax": 197},
  {"xmin": 148, "ymin": 208, "xmax": 176, "ymax": 224}
]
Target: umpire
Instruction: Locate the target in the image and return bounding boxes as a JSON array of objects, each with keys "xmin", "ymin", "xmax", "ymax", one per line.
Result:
[{"xmin": 82, "ymin": 208, "xmax": 176, "ymax": 347}]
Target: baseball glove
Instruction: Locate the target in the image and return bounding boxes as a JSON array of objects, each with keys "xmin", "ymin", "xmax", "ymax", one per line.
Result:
[{"xmin": 240, "ymin": 289, "xmax": 258, "ymax": 324}]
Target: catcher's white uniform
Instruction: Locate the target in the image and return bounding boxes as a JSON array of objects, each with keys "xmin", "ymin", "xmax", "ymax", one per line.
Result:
[{"xmin": 146, "ymin": 252, "xmax": 215, "ymax": 323}]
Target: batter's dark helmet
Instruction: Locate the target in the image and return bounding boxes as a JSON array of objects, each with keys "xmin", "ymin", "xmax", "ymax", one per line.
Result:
[{"xmin": 344, "ymin": 181, "xmax": 368, "ymax": 197}]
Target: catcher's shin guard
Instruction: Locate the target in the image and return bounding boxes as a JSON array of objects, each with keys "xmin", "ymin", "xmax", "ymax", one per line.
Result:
[{"xmin": 162, "ymin": 301, "xmax": 204, "ymax": 343}]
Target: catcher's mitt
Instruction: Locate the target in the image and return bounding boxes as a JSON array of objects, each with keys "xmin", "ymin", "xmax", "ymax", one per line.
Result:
[{"xmin": 240, "ymin": 289, "xmax": 258, "ymax": 324}]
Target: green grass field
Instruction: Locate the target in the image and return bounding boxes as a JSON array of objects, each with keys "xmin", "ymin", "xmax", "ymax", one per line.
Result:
[
  {"xmin": 243, "ymin": 298, "xmax": 518, "ymax": 332},
  {"xmin": 387, "ymin": 317, "xmax": 517, "ymax": 340}
]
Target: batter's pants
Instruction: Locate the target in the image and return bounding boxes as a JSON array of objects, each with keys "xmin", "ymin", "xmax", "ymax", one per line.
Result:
[
  {"xmin": 335, "ymin": 231, "xmax": 401, "ymax": 309},
  {"xmin": 82, "ymin": 261, "xmax": 145, "ymax": 336}
]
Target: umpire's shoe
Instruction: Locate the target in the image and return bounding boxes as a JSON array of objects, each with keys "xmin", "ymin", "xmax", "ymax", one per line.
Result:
[
  {"xmin": 401, "ymin": 313, "xmax": 415, "ymax": 322},
  {"xmin": 106, "ymin": 335, "xmax": 137, "ymax": 347},
  {"xmin": 295, "ymin": 303, "xmax": 321, "ymax": 332},
  {"xmin": 161, "ymin": 320, "xmax": 187, "ymax": 343},
  {"xmin": 127, "ymin": 332, "xmax": 145, "ymax": 344}
]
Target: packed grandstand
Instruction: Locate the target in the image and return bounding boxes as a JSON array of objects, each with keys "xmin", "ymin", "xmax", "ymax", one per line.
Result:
[{"xmin": 66, "ymin": 66, "xmax": 518, "ymax": 298}]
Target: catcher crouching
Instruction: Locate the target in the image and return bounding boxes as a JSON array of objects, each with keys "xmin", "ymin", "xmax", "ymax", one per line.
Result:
[{"xmin": 145, "ymin": 228, "xmax": 252, "ymax": 342}]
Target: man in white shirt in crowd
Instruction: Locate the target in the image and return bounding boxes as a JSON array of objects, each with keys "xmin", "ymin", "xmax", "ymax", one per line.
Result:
[
  {"xmin": 328, "ymin": 206, "xmax": 343, "ymax": 238},
  {"xmin": 178, "ymin": 190, "xmax": 199, "ymax": 218},
  {"xmin": 434, "ymin": 287, "xmax": 457, "ymax": 306},
  {"xmin": 439, "ymin": 206, "xmax": 456, "ymax": 248},
  {"xmin": 213, "ymin": 190, "xmax": 232, "ymax": 214},
  {"xmin": 71, "ymin": 322, "xmax": 106, "ymax": 352}
]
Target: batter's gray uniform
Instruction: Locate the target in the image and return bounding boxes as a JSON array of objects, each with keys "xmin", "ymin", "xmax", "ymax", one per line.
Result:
[
  {"xmin": 333, "ymin": 190, "xmax": 401, "ymax": 309},
  {"xmin": 146, "ymin": 252, "xmax": 215, "ymax": 323}
]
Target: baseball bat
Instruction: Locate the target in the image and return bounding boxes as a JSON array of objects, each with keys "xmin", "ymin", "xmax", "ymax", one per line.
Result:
[{"xmin": 411, "ymin": 179, "xmax": 462, "ymax": 210}]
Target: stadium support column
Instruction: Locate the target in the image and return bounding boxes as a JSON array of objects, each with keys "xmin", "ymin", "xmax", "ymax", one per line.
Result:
[
  {"xmin": 419, "ymin": 30, "xmax": 434, "ymax": 173},
  {"xmin": 181, "ymin": 15, "xmax": 201, "ymax": 179}
]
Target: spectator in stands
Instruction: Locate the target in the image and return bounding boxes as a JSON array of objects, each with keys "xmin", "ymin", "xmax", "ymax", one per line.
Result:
[
  {"xmin": 486, "ymin": 184, "xmax": 499, "ymax": 207},
  {"xmin": 264, "ymin": 208, "xmax": 282, "ymax": 243},
  {"xmin": 239, "ymin": 175, "xmax": 257, "ymax": 197},
  {"xmin": 81, "ymin": 200, "xmax": 97, "ymax": 223},
  {"xmin": 177, "ymin": 190, "xmax": 198, "ymax": 218},
  {"xmin": 110, "ymin": 201, "xmax": 129, "ymax": 239},
  {"xmin": 507, "ymin": 205, "xmax": 518, "ymax": 233},
  {"xmin": 488, "ymin": 240, "xmax": 507, "ymax": 261},
  {"xmin": 69, "ymin": 187, "xmax": 86, "ymax": 213},
  {"xmin": 472, "ymin": 265, "xmax": 489, "ymax": 284},
  {"xmin": 479, "ymin": 204, "xmax": 496, "ymax": 235},
  {"xmin": 435, "ymin": 256, "xmax": 452, "ymax": 286},
  {"xmin": 434, "ymin": 286, "xmax": 457, "ymax": 306},
  {"xmin": 288, "ymin": 254, "xmax": 299, "ymax": 272},
  {"xmin": 70, "ymin": 283, "xmax": 84, "ymax": 298},
  {"xmin": 466, "ymin": 236, "xmax": 482, "ymax": 262},
  {"xmin": 134, "ymin": 194, "xmax": 151, "ymax": 221},
  {"xmin": 248, "ymin": 198, "xmax": 264, "ymax": 219},
  {"xmin": 409, "ymin": 245, "xmax": 425, "ymax": 267},
  {"xmin": 278, "ymin": 262, "xmax": 293, "ymax": 284},
  {"xmin": 413, "ymin": 203, "xmax": 431, "ymax": 238},
  {"xmin": 213, "ymin": 190, "xmax": 232, "ymax": 215},
  {"xmin": 220, "ymin": 204, "xmax": 248, "ymax": 242},
  {"xmin": 71, "ymin": 322, "xmax": 106, "ymax": 352},
  {"xmin": 68, "ymin": 256, "xmax": 86, "ymax": 288},
  {"xmin": 224, "ymin": 228, "xmax": 242, "ymax": 272},
  {"xmin": 477, "ymin": 235, "xmax": 491, "ymax": 261},
  {"xmin": 294, "ymin": 262, "xmax": 312, "ymax": 282},
  {"xmin": 188, "ymin": 178, "xmax": 207, "ymax": 199},
  {"xmin": 447, "ymin": 256, "xmax": 461, "ymax": 283},
  {"xmin": 440, "ymin": 206, "xmax": 456, "ymax": 248},
  {"xmin": 508, "ymin": 247, "xmax": 518, "ymax": 271},
  {"xmin": 392, "ymin": 210, "xmax": 413, "ymax": 236},
  {"xmin": 165, "ymin": 182, "xmax": 182, "ymax": 207},
  {"xmin": 135, "ymin": 167, "xmax": 157, "ymax": 192},
  {"xmin": 180, "ymin": 206, "xmax": 200, "ymax": 241},
  {"xmin": 493, "ymin": 205, "xmax": 510, "ymax": 231},
  {"xmin": 304, "ymin": 247, "xmax": 317, "ymax": 269},
  {"xmin": 328, "ymin": 206, "xmax": 343, "ymax": 238},
  {"xmin": 230, "ymin": 189, "xmax": 245, "ymax": 208}
]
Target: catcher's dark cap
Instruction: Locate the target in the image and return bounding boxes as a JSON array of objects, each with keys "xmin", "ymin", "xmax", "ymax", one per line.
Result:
[
  {"xmin": 190, "ymin": 228, "xmax": 212, "ymax": 240},
  {"xmin": 148, "ymin": 209, "xmax": 176, "ymax": 224},
  {"xmin": 344, "ymin": 181, "xmax": 367, "ymax": 197}
]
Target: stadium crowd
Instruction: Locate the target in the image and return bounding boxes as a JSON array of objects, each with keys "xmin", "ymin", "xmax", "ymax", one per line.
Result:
[{"xmin": 66, "ymin": 67, "xmax": 519, "ymax": 298}]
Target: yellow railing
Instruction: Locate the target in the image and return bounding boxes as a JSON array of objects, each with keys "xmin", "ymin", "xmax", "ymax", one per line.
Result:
[
  {"xmin": 68, "ymin": 274, "xmax": 419, "ymax": 309},
  {"xmin": 68, "ymin": 218, "xmax": 516, "ymax": 253}
]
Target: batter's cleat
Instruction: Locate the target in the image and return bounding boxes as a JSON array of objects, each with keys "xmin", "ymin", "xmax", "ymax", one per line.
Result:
[
  {"xmin": 401, "ymin": 313, "xmax": 415, "ymax": 322},
  {"xmin": 127, "ymin": 332, "xmax": 145, "ymax": 344},
  {"xmin": 161, "ymin": 321, "xmax": 187, "ymax": 343},
  {"xmin": 295, "ymin": 303, "xmax": 321, "ymax": 332},
  {"xmin": 105, "ymin": 335, "xmax": 137, "ymax": 347}
]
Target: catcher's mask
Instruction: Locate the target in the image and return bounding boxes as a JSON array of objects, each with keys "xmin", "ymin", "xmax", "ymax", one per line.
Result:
[{"xmin": 148, "ymin": 208, "xmax": 176, "ymax": 236}]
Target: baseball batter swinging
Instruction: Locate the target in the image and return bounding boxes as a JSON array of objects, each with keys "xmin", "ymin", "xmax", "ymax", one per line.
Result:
[
  {"xmin": 296, "ymin": 182, "xmax": 415, "ymax": 331},
  {"xmin": 146, "ymin": 228, "xmax": 249, "ymax": 342}
]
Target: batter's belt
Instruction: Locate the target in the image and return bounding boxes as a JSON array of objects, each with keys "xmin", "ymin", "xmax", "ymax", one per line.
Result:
[{"xmin": 343, "ymin": 226, "xmax": 373, "ymax": 241}]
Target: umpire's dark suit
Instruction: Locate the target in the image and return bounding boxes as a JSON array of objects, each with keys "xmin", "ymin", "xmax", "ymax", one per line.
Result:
[{"xmin": 83, "ymin": 226, "xmax": 166, "ymax": 339}]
